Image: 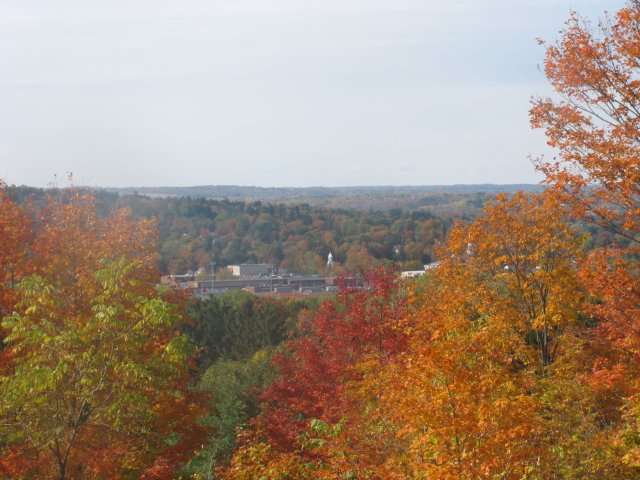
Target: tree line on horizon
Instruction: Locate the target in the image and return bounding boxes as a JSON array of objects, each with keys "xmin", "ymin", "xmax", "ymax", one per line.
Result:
[{"xmin": 7, "ymin": 186, "xmax": 462, "ymax": 276}]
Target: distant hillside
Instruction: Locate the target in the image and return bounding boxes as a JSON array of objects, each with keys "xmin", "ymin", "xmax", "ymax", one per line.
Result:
[
  {"xmin": 8, "ymin": 184, "xmax": 550, "ymax": 275},
  {"xmin": 103, "ymin": 184, "xmax": 545, "ymax": 211}
]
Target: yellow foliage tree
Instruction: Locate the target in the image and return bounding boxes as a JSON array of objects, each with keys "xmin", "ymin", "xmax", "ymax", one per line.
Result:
[{"xmin": 374, "ymin": 193, "xmax": 628, "ymax": 478}]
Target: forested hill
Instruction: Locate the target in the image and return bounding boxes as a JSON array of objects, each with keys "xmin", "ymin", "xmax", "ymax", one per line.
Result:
[
  {"xmin": 110, "ymin": 194, "xmax": 456, "ymax": 275},
  {"xmin": 7, "ymin": 186, "xmax": 502, "ymax": 275},
  {"xmin": 104, "ymin": 184, "xmax": 544, "ymax": 211}
]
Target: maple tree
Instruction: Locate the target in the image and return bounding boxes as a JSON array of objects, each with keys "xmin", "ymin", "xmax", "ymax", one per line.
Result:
[
  {"xmin": 445, "ymin": 192, "xmax": 584, "ymax": 374},
  {"xmin": 258, "ymin": 267, "xmax": 407, "ymax": 448},
  {"xmin": 373, "ymin": 193, "xmax": 594, "ymax": 478},
  {"xmin": 0, "ymin": 188, "xmax": 207, "ymax": 480},
  {"xmin": 532, "ymin": 1, "xmax": 640, "ymax": 474},
  {"xmin": 530, "ymin": 0, "xmax": 640, "ymax": 243}
]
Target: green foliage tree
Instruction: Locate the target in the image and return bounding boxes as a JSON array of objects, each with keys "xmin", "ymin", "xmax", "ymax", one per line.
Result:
[
  {"xmin": 0, "ymin": 188, "xmax": 207, "ymax": 480},
  {"xmin": 183, "ymin": 291, "xmax": 319, "ymax": 370},
  {"xmin": 1, "ymin": 258, "xmax": 206, "ymax": 479},
  {"xmin": 184, "ymin": 350, "xmax": 277, "ymax": 479}
]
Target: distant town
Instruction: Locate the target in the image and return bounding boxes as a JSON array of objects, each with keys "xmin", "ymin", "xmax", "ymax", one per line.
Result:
[{"xmin": 162, "ymin": 256, "xmax": 442, "ymax": 298}]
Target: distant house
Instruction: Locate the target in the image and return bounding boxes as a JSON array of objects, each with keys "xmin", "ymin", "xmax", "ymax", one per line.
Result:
[
  {"xmin": 401, "ymin": 270, "xmax": 426, "ymax": 278},
  {"xmin": 401, "ymin": 261, "xmax": 442, "ymax": 278}
]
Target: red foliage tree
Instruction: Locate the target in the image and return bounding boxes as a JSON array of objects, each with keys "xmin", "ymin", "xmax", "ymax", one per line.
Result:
[{"xmin": 259, "ymin": 267, "xmax": 408, "ymax": 450}]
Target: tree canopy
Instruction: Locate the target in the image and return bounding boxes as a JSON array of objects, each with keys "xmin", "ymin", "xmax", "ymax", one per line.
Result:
[{"xmin": 0, "ymin": 188, "xmax": 207, "ymax": 479}]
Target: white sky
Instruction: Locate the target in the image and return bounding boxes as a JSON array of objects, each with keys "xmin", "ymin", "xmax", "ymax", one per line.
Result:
[{"xmin": 0, "ymin": 0, "xmax": 625, "ymax": 188}]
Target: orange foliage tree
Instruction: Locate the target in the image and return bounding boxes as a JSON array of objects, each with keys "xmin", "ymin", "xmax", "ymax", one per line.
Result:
[
  {"xmin": 373, "ymin": 194, "xmax": 626, "ymax": 478},
  {"xmin": 0, "ymin": 188, "xmax": 207, "ymax": 479},
  {"xmin": 530, "ymin": 0, "xmax": 640, "ymax": 242},
  {"xmin": 532, "ymin": 0, "xmax": 640, "ymax": 472}
]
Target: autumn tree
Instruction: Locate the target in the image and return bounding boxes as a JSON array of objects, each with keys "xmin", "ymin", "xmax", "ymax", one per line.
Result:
[
  {"xmin": 532, "ymin": 1, "xmax": 640, "ymax": 473},
  {"xmin": 447, "ymin": 192, "xmax": 583, "ymax": 374},
  {"xmin": 259, "ymin": 267, "xmax": 406, "ymax": 447},
  {"xmin": 530, "ymin": 1, "xmax": 640, "ymax": 243},
  {"xmin": 0, "ymin": 182, "xmax": 31, "ymax": 318},
  {"xmin": 0, "ymin": 181, "xmax": 32, "ymax": 460},
  {"xmin": 373, "ymin": 193, "xmax": 619, "ymax": 478},
  {"xmin": 0, "ymin": 188, "xmax": 207, "ymax": 479}
]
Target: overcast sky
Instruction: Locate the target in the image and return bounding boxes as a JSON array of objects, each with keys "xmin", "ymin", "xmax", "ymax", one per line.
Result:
[{"xmin": 0, "ymin": 0, "xmax": 625, "ymax": 188}]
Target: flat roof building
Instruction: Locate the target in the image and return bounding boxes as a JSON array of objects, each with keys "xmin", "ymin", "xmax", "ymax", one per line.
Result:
[{"xmin": 227, "ymin": 263, "xmax": 275, "ymax": 277}]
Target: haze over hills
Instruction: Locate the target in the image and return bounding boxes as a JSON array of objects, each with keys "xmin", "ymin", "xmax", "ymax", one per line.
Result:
[
  {"xmin": 103, "ymin": 184, "xmax": 545, "ymax": 211},
  {"xmin": 105, "ymin": 184, "xmax": 545, "ymax": 198}
]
